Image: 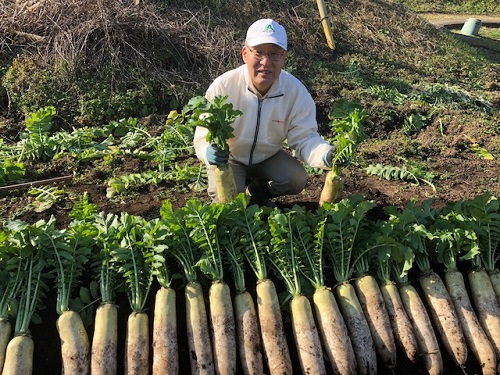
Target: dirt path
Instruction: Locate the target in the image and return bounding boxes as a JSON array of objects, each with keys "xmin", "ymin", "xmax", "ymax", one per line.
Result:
[{"xmin": 419, "ymin": 12, "xmax": 500, "ymax": 28}]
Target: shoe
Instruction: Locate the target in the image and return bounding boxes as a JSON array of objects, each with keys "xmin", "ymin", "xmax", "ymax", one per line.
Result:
[
  {"xmin": 246, "ymin": 184, "xmax": 278, "ymax": 208},
  {"xmin": 249, "ymin": 195, "xmax": 277, "ymax": 208}
]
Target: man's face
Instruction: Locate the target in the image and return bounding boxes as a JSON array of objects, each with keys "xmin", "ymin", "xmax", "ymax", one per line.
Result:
[{"xmin": 242, "ymin": 43, "xmax": 286, "ymax": 96}]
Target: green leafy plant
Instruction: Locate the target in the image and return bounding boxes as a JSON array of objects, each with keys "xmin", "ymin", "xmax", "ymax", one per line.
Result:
[
  {"xmin": 0, "ymin": 159, "xmax": 26, "ymax": 183},
  {"xmin": 364, "ymin": 85, "xmax": 406, "ymax": 105},
  {"xmin": 28, "ymin": 186, "xmax": 66, "ymax": 213},
  {"xmin": 410, "ymin": 84, "xmax": 493, "ymax": 113},
  {"xmin": 184, "ymin": 95, "xmax": 241, "ymax": 153},
  {"xmin": 365, "ymin": 161, "xmax": 436, "ymax": 191},
  {"xmin": 0, "ymin": 218, "xmax": 52, "ymax": 374},
  {"xmin": 401, "ymin": 113, "xmax": 430, "ymax": 136},
  {"xmin": 106, "ymin": 162, "xmax": 204, "ymax": 198},
  {"xmin": 18, "ymin": 106, "xmax": 58, "ymax": 162}
]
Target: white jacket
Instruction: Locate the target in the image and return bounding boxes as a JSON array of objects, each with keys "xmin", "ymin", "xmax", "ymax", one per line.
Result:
[{"xmin": 193, "ymin": 64, "xmax": 332, "ymax": 168}]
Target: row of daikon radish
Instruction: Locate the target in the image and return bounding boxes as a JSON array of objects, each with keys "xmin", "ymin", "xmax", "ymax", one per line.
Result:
[{"xmin": 0, "ymin": 192, "xmax": 499, "ymax": 375}]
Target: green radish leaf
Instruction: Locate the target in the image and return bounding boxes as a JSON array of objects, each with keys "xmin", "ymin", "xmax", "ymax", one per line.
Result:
[{"xmin": 195, "ymin": 255, "xmax": 218, "ymax": 281}]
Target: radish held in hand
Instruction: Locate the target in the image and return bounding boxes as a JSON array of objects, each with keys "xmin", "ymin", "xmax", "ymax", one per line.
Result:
[
  {"xmin": 320, "ymin": 101, "xmax": 367, "ymax": 206},
  {"xmin": 185, "ymin": 95, "xmax": 242, "ymax": 203}
]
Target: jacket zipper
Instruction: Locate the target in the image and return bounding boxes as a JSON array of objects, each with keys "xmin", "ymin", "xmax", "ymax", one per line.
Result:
[
  {"xmin": 248, "ymin": 93, "xmax": 284, "ymax": 166},
  {"xmin": 248, "ymin": 98, "xmax": 262, "ymax": 166}
]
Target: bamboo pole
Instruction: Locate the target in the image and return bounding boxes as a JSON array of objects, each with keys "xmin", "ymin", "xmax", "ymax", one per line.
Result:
[{"xmin": 316, "ymin": 0, "xmax": 335, "ymax": 49}]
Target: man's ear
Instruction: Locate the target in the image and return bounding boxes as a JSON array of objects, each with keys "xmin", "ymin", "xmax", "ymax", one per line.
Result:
[{"xmin": 241, "ymin": 45, "xmax": 249, "ymax": 63}]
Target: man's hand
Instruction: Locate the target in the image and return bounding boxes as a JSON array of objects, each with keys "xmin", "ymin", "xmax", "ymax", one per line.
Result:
[
  {"xmin": 323, "ymin": 147, "xmax": 350, "ymax": 168},
  {"xmin": 206, "ymin": 144, "xmax": 229, "ymax": 165}
]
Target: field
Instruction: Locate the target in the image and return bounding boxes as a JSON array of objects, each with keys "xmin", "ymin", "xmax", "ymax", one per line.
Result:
[{"xmin": 0, "ymin": 0, "xmax": 499, "ymax": 374}]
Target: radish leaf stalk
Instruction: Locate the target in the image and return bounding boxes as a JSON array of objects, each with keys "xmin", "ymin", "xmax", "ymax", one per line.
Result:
[
  {"xmin": 112, "ymin": 212, "xmax": 155, "ymax": 374},
  {"xmin": 160, "ymin": 200, "xmax": 214, "ymax": 374},
  {"xmin": 432, "ymin": 204, "xmax": 497, "ymax": 374},
  {"xmin": 1, "ymin": 219, "xmax": 51, "ymax": 375},
  {"xmin": 185, "ymin": 199, "xmax": 237, "ymax": 375},
  {"xmin": 230, "ymin": 194, "xmax": 292, "ymax": 374},
  {"xmin": 267, "ymin": 206, "xmax": 326, "ymax": 375},
  {"xmin": 321, "ymin": 195, "xmax": 377, "ymax": 375}
]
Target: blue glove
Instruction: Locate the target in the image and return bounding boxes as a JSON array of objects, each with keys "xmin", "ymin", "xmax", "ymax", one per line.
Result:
[
  {"xmin": 206, "ymin": 144, "xmax": 229, "ymax": 165},
  {"xmin": 323, "ymin": 148, "xmax": 350, "ymax": 168}
]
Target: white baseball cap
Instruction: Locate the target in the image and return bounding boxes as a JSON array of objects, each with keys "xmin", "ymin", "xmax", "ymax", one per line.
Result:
[{"xmin": 245, "ymin": 19, "xmax": 287, "ymax": 51}]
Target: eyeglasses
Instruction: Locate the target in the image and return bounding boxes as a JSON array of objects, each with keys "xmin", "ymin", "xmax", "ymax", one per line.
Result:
[{"xmin": 247, "ymin": 46, "xmax": 284, "ymax": 62}]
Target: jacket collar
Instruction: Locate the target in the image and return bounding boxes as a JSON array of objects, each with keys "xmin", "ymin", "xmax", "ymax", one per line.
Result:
[{"xmin": 243, "ymin": 64, "xmax": 284, "ymax": 98}]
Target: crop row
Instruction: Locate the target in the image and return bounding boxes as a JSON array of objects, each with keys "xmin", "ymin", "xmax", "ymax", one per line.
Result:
[{"xmin": 0, "ymin": 192, "xmax": 499, "ymax": 375}]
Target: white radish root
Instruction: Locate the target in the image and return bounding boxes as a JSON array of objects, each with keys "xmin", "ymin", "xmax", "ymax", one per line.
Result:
[
  {"xmin": 468, "ymin": 269, "xmax": 500, "ymax": 359},
  {"xmin": 290, "ymin": 294, "xmax": 326, "ymax": 375},
  {"xmin": 313, "ymin": 287, "xmax": 357, "ymax": 375},
  {"xmin": 124, "ymin": 311, "xmax": 149, "ymax": 375},
  {"xmin": 234, "ymin": 291, "xmax": 264, "ymax": 375},
  {"xmin": 185, "ymin": 281, "xmax": 214, "ymax": 375},
  {"xmin": 0, "ymin": 319, "xmax": 11, "ymax": 373},
  {"xmin": 1, "ymin": 334, "xmax": 34, "ymax": 375},
  {"xmin": 418, "ymin": 270, "xmax": 467, "ymax": 369},
  {"xmin": 57, "ymin": 310, "xmax": 90, "ymax": 375},
  {"xmin": 445, "ymin": 270, "xmax": 497, "ymax": 375},
  {"xmin": 209, "ymin": 281, "xmax": 236, "ymax": 375},
  {"xmin": 399, "ymin": 284, "xmax": 443, "ymax": 375},
  {"xmin": 335, "ymin": 281, "xmax": 377, "ymax": 375},
  {"xmin": 256, "ymin": 278, "xmax": 292, "ymax": 375},
  {"xmin": 91, "ymin": 303, "xmax": 118, "ymax": 375},
  {"xmin": 354, "ymin": 274, "xmax": 396, "ymax": 370},
  {"xmin": 379, "ymin": 282, "xmax": 419, "ymax": 362},
  {"xmin": 152, "ymin": 287, "xmax": 178, "ymax": 375}
]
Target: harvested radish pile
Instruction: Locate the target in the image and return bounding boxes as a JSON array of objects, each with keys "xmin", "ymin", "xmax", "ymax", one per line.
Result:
[{"xmin": 0, "ymin": 192, "xmax": 499, "ymax": 375}]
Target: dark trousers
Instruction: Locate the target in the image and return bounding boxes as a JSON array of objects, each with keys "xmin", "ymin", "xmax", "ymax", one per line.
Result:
[{"xmin": 207, "ymin": 150, "xmax": 308, "ymax": 203}]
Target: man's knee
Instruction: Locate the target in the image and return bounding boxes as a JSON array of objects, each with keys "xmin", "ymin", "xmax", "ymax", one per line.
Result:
[
  {"xmin": 268, "ymin": 169, "xmax": 308, "ymax": 196},
  {"xmin": 288, "ymin": 169, "xmax": 308, "ymax": 194}
]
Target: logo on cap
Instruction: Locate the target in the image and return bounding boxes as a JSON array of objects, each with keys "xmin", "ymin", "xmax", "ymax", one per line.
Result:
[{"xmin": 263, "ymin": 23, "xmax": 275, "ymax": 33}]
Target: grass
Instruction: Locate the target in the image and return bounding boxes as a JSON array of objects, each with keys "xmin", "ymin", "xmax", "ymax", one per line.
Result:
[{"xmin": 396, "ymin": 0, "xmax": 500, "ymax": 14}]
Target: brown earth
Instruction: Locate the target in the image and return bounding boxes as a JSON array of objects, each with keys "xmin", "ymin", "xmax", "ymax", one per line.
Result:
[{"xmin": 3, "ymin": 102, "xmax": 498, "ymax": 227}]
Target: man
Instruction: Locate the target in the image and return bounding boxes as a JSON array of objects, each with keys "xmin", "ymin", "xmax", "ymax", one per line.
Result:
[{"xmin": 194, "ymin": 18, "xmax": 337, "ymax": 207}]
